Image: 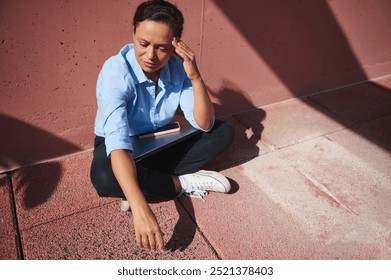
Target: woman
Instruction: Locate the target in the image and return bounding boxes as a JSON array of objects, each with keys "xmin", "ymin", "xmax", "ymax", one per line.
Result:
[{"xmin": 90, "ymin": 0, "xmax": 234, "ymax": 251}]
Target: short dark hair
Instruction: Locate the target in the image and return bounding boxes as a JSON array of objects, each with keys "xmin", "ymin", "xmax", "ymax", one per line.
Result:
[{"xmin": 133, "ymin": 0, "xmax": 184, "ymax": 38}]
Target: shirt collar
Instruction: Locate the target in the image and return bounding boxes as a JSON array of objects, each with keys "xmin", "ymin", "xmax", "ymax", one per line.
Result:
[{"xmin": 159, "ymin": 61, "xmax": 171, "ymax": 85}]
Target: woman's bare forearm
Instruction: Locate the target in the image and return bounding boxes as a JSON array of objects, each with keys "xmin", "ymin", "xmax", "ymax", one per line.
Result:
[
  {"xmin": 110, "ymin": 149, "xmax": 165, "ymax": 251},
  {"xmin": 191, "ymin": 76, "xmax": 214, "ymax": 130},
  {"xmin": 172, "ymin": 38, "xmax": 214, "ymax": 130},
  {"xmin": 110, "ymin": 149, "xmax": 148, "ymax": 210}
]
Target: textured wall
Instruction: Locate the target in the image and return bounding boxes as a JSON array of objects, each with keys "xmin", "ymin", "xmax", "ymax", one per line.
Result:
[
  {"xmin": 202, "ymin": 0, "xmax": 391, "ymax": 114},
  {"xmin": 1, "ymin": 0, "xmax": 390, "ymax": 171}
]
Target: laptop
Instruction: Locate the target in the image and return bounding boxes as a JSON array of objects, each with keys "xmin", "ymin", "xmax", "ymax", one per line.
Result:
[{"xmin": 130, "ymin": 115, "xmax": 201, "ymax": 162}]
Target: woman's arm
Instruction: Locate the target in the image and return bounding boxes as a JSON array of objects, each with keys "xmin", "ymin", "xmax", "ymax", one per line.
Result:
[
  {"xmin": 172, "ymin": 38, "xmax": 214, "ymax": 130},
  {"xmin": 110, "ymin": 149, "xmax": 165, "ymax": 251}
]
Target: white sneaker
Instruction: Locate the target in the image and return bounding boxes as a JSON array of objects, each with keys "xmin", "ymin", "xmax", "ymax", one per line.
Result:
[
  {"xmin": 179, "ymin": 170, "xmax": 231, "ymax": 200},
  {"xmin": 120, "ymin": 200, "xmax": 130, "ymax": 212}
]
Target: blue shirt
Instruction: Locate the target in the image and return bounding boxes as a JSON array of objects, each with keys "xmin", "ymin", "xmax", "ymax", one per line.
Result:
[{"xmin": 94, "ymin": 44, "xmax": 213, "ymax": 157}]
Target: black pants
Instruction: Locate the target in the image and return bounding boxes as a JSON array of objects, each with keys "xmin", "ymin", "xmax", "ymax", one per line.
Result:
[{"xmin": 90, "ymin": 120, "xmax": 234, "ymax": 200}]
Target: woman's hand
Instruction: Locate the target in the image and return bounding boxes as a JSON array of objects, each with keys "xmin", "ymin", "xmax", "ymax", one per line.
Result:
[
  {"xmin": 172, "ymin": 38, "xmax": 214, "ymax": 130},
  {"xmin": 132, "ymin": 204, "xmax": 165, "ymax": 251},
  {"xmin": 110, "ymin": 149, "xmax": 165, "ymax": 251},
  {"xmin": 172, "ymin": 38, "xmax": 201, "ymax": 81}
]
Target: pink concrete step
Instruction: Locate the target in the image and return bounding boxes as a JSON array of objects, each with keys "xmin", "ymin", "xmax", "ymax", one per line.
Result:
[
  {"xmin": 1, "ymin": 78, "xmax": 390, "ymax": 260},
  {"xmin": 180, "ymin": 167, "xmax": 328, "ymax": 259},
  {"xmin": 20, "ymin": 200, "xmax": 218, "ymax": 260},
  {"xmin": 234, "ymin": 98, "xmax": 344, "ymax": 149},
  {"xmin": 0, "ymin": 174, "xmax": 20, "ymax": 259},
  {"xmin": 178, "ymin": 79, "xmax": 391, "ymax": 259},
  {"xmin": 9, "ymin": 152, "xmax": 219, "ymax": 259},
  {"xmin": 246, "ymin": 135, "xmax": 390, "ymax": 258},
  {"xmin": 11, "ymin": 152, "xmax": 111, "ymax": 230},
  {"xmin": 205, "ymin": 114, "xmax": 272, "ymax": 170},
  {"xmin": 308, "ymin": 81, "xmax": 391, "ymax": 125}
]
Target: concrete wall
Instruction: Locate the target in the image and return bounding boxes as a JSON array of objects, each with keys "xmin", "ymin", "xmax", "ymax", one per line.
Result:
[{"xmin": 1, "ymin": 0, "xmax": 390, "ymax": 172}]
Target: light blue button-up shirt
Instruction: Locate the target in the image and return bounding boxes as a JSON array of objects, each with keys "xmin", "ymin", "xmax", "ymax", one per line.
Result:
[{"xmin": 94, "ymin": 44, "xmax": 212, "ymax": 156}]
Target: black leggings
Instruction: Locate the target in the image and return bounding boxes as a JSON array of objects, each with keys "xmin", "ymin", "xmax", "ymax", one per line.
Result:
[{"xmin": 90, "ymin": 120, "xmax": 234, "ymax": 200}]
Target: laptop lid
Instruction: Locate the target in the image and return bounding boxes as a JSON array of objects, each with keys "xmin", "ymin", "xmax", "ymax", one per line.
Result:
[{"xmin": 130, "ymin": 117, "xmax": 201, "ymax": 162}]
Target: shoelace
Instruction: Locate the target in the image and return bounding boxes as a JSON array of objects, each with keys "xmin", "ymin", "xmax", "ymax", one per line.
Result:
[
  {"xmin": 185, "ymin": 190, "xmax": 209, "ymax": 201},
  {"xmin": 182, "ymin": 176, "xmax": 216, "ymax": 200}
]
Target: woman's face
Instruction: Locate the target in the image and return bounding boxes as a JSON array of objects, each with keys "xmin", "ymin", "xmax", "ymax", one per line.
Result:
[{"xmin": 133, "ymin": 20, "xmax": 175, "ymax": 79}]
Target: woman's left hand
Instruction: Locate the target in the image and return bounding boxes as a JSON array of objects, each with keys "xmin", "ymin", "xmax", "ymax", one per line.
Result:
[{"xmin": 172, "ymin": 38, "xmax": 201, "ymax": 81}]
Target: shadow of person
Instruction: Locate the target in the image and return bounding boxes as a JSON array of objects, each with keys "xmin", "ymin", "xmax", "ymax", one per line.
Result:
[
  {"xmin": 165, "ymin": 196, "xmax": 197, "ymax": 252},
  {"xmin": 164, "ymin": 83, "xmax": 265, "ymax": 251},
  {"xmin": 304, "ymin": 81, "xmax": 391, "ymax": 152},
  {"xmin": 165, "ymin": 178, "xmax": 239, "ymax": 252},
  {"xmin": 12, "ymin": 161, "xmax": 62, "ymax": 209},
  {"xmin": 207, "ymin": 81, "xmax": 267, "ymax": 170},
  {"xmin": 0, "ymin": 113, "xmax": 81, "ymax": 208},
  {"xmin": 211, "ymin": 0, "xmax": 391, "ymax": 154},
  {"xmin": 143, "ymin": 194, "xmax": 197, "ymax": 252}
]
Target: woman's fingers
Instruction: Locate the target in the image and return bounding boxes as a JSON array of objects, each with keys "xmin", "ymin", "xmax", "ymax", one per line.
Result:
[
  {"xmin": 142, "ymin": 236, "xmax": 150, "ymax": 250},
  {"xmin": 155, "ymin": 231, "xmax": 165, "ymax": 251},
  {"xmin": 135, "ymin": 228, "xmax": 165, "ymax": 251},
  {"xmin": 136, "ymin": 233, "xmax": 142, "ymax": 248},
  {"xmin": 172, "ymin": 38, "xmax": 194, "ymax": 61},
  {"xmin": 172, "ymin": 38, "xmax": 201, "ymax": 80},
  {"xmin": 137, "ymin": 232, "xmax": 164, "ymax": 251},
  {"xmin": 148, "ymin": 234, "xmax": 156, "ymax": 251}
]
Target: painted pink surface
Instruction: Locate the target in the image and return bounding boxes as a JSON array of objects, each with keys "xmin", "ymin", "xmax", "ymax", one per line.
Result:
[
  {"xmin": 235, "ymin": 99, "xmax": 344, "ymax": 149},
  {"xmin": 11, "ymin": 151, "xmax": 218, "ymax": 259},
  {"xmin": 204, "ymin": 115, "xmax": 271, "ymax": 171},
  {"xmin": 2, "ymin": 78, "xmax": 390, "ymax": 259},
  {"xmin": 183, "ymin": 79, "xmax": 390, "ymax": 259},
  {"xmin": 203, "ymin": 0, "xmax": 391, "ymax": 113},
  {"xmin": 12, "ymin": 152, "xmax": 111, "ymax": 230},
  {"xmin": 309, "ymin": 82, "xmax": 391, "ymax": 124},
  {"xmin": 177, "ymin": 84, "xmax": 391, "ymax": 259},
  {"xmin": 0, "ymin": 0, "xmax": 201, "ymax": 172},
  {"xmin": 20, "ymin": 201, "xmax": 219, "ymax": 260},
  {"xmin": 1, "ymin": 0, "xmax": 391, "ymax": 171},
  {"xmin": 179, "ymin": 167, "xmax": 329, "ymax": 259},
  {"xmin": 0, "ymin": 174, "xmax": 20, "ymax": 259}
]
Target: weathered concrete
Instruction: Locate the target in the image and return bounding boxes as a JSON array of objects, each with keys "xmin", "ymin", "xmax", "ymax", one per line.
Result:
[
  {"xmin": 0, "ymin": 174, "xmax": 20, "ymax": 259},
  {"xmin": 1, "ymin": 78, "xmax": 391, "ymax": 259},
  {"xmin": 2, "ymin": 0, "xmax": 391, "ymax": 170}
]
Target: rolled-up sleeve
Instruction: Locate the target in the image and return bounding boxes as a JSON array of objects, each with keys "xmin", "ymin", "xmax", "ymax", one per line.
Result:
[{"xmin": 96, "ymin": 61, "xmax": 133, "ymax": 156}]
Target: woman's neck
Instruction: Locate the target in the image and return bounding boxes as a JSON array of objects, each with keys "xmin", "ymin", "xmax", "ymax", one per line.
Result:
[{"xmin": 146, "ymin": 70, "xmax": 160, "ymax": 84}]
